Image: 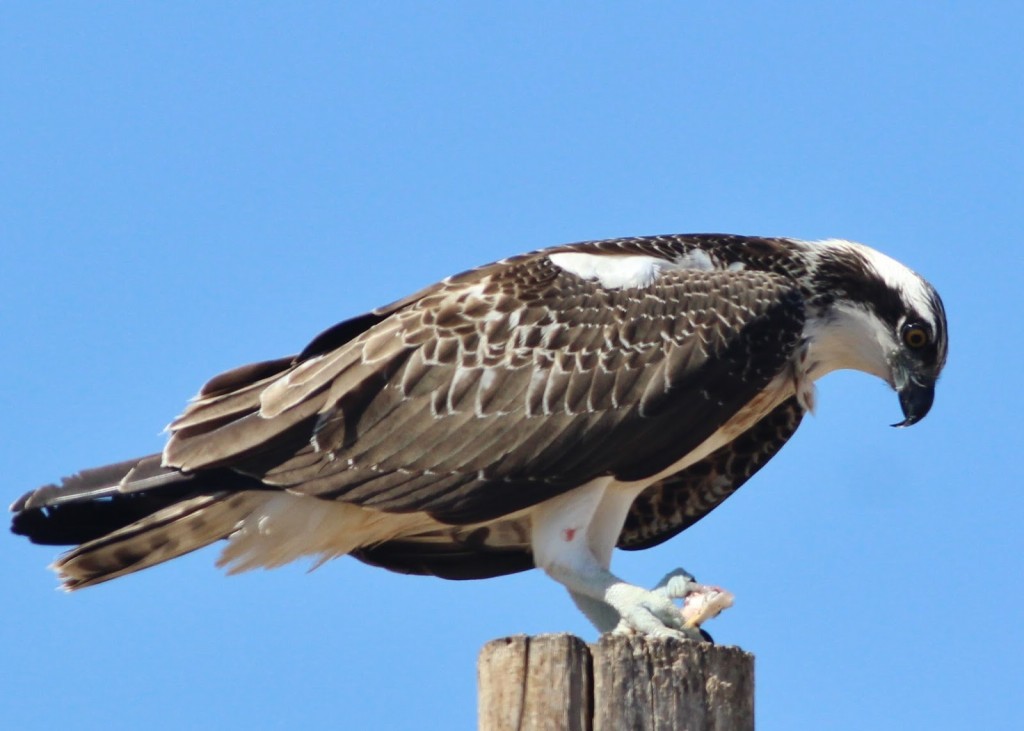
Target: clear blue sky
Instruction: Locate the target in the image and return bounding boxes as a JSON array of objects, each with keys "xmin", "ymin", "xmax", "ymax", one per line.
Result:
[{"xmin": 2, "ymin": 4, "xmax": 1020, "ymax": 730}]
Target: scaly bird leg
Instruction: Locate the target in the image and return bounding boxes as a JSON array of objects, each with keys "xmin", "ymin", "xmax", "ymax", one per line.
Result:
[
  {"xmin": 530, "ymin": 480, "xmax": 701, "ymax": 639},
  {"xmin": 547, "ymin": 561, "xmax": 698, "ymax": 639}
]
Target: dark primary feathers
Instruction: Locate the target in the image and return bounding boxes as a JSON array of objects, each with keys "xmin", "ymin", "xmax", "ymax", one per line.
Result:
[{"xmin": 10, "ymin": 233, "xmax": 945, "ymax": 590}]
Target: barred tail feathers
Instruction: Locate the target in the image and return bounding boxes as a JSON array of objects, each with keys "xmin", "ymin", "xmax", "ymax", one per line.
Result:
[{"xmin": 12, "ymin": 455, "xmax": 441, "ymax": 590}]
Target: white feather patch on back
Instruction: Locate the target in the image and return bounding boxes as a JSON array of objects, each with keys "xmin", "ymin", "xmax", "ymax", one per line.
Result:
[
  {"xmin": 548, "ymin": 252, "xmax": 666, "ymax": 289},
  {"xmin": 676, "ymin": 248, "xmax": 715, "ymax": 271}
]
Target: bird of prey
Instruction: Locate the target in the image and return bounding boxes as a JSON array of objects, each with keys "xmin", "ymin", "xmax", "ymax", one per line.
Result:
[{"xmin": 10, "ymin": 234, "xmax": 947, "ymax": 639}]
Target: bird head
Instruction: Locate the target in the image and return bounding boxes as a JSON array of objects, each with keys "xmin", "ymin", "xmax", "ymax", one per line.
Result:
[{"xmin": 803, "ymin": 240, "xmax": 948, "ymax": 427}]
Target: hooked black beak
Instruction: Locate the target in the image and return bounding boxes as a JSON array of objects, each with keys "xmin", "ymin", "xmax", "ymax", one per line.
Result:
[{"xmin": 892, "ymin": 378, "xmax": 935, "ymax": 428}]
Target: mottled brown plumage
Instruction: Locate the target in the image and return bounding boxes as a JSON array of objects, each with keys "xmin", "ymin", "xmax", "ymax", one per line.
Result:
[
  {"xmin": 163, "ymin": 242, "xmax": 805, "ymax": 525},
  {"xmin": 10, "ymin": 232, "xmax": 947, "ymax": 624}
]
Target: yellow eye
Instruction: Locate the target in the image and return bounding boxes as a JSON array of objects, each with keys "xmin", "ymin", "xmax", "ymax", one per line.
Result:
[{"xmin": 902, "ymin": 324, "xmax": 929, "ymax": 349}]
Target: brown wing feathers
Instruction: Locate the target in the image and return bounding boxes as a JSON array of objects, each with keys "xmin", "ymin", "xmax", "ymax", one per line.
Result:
[
  {"xmin": 12, "ymin": 235, "xmax": 811, "ymax": 584},
  {"xmin": 159, "ymin": 251, "xmax": 804, "ymax": 525}
]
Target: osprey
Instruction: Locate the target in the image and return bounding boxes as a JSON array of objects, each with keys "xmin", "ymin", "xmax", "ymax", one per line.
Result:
[{"xmin": 11, "ymin": 234, "xmax": 947, "ymax": 638}]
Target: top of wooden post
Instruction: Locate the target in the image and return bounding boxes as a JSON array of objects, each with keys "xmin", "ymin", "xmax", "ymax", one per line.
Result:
[{"xmin": 478, "ymin": 634, "xmax": 754, "ymax": 731}]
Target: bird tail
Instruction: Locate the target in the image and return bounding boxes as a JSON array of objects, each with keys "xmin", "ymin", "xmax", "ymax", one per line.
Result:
[
  {"xmin": 12, "ymin": 455, "xmax": 448, "ymax": 590},
  {"xmin": 10, "ymin": 454, "xmax": 269, "ymax": 590}
]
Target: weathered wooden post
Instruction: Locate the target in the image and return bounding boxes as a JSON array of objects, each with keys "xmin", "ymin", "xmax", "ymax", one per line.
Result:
[{"xmin": 478, "ymin": 634, "xmax": 753, "ymax": 731}]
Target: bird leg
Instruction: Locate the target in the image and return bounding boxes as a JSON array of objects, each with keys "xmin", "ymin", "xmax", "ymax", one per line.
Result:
[
  {"xmin": 530, "ymin": 480, "xmax": 702, "ymax": 639},
  {"xmin": 567, "ymin": 590, "xmax": 621, "ymax": 633},
  {"xmin": 565, "ymin": 567, "xmax": 732, "ymax": 641},
  {"xmin": 546, "ymin": 561, "xmax": 697, "ymax": 639},
  {"xmin": 569, "ymin": 569, "xmax": 698, "ymax": 634}
]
